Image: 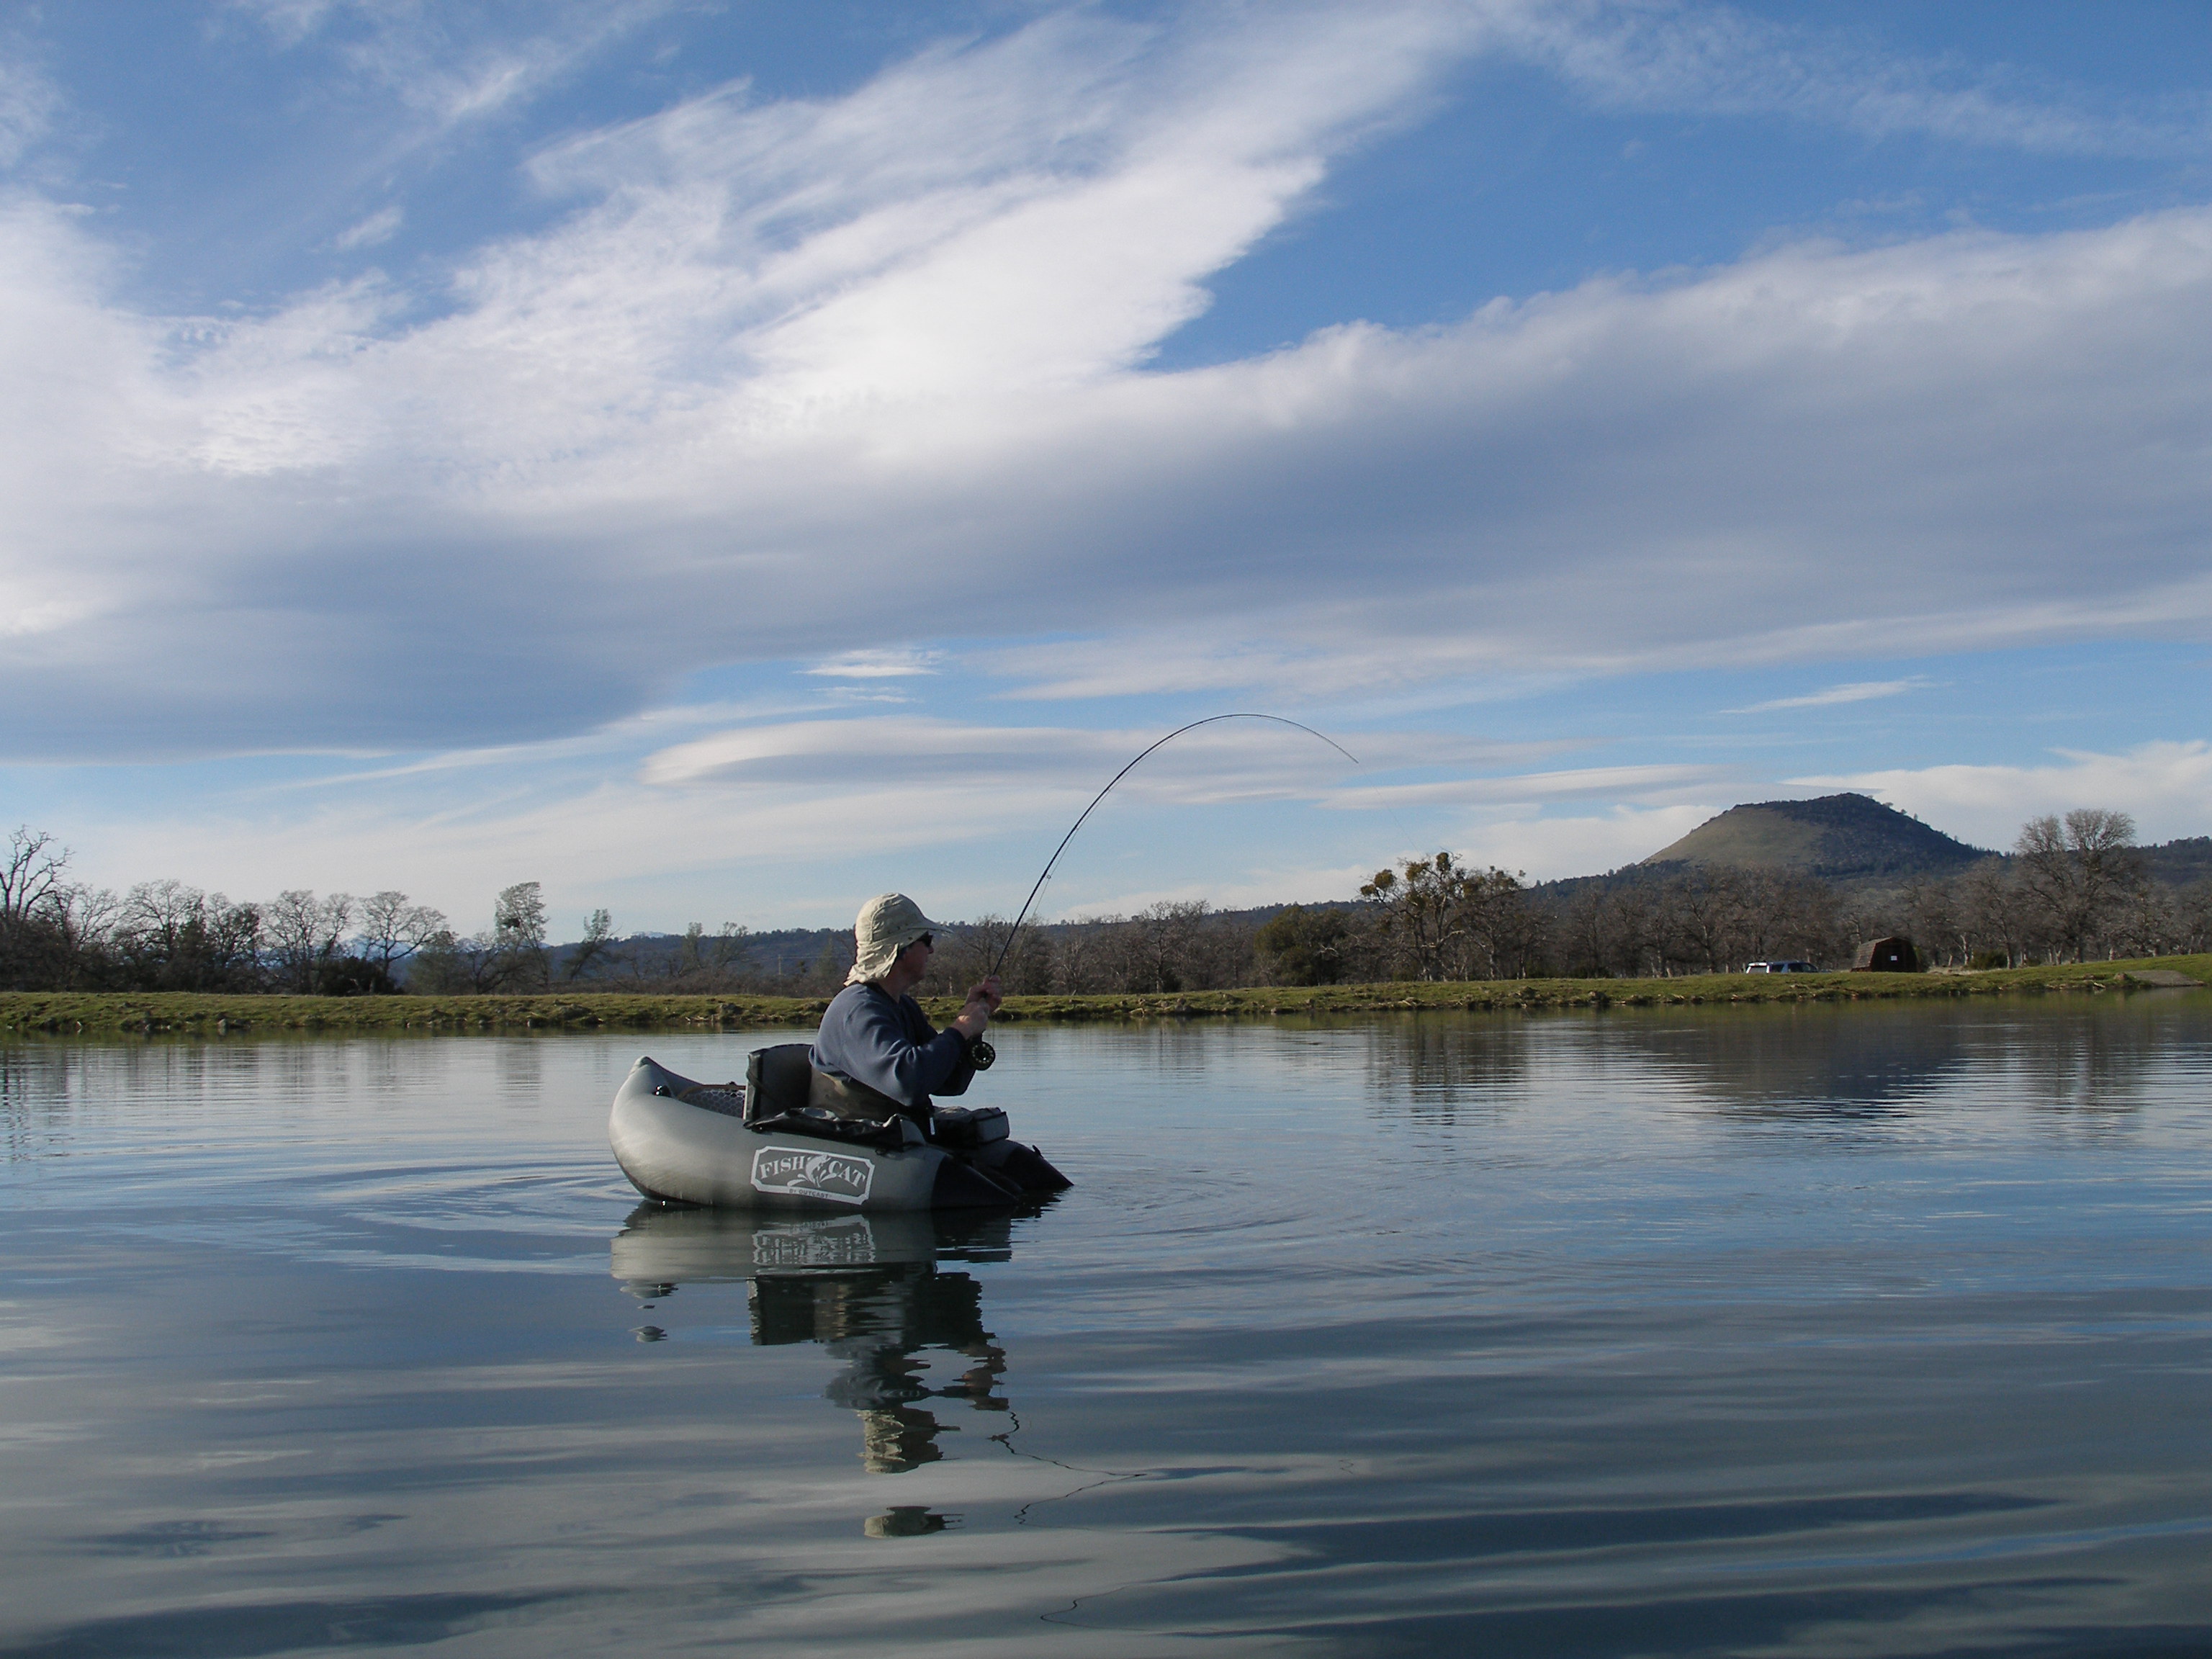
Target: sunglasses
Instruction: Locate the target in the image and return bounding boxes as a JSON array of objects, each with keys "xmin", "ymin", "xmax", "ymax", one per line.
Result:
[{"xmin": 914, "ymin": 933, "xmax": 934, "ymax": 950}]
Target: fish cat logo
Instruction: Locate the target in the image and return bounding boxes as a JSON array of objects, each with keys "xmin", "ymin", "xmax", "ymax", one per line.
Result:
[{"xmin": 751, "ymin": 1146, "xmax": 874, "ymax": 1205}]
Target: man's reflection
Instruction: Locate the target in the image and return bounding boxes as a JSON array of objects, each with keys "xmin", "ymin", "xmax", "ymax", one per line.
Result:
[
  {"xmin": 765, "ymin": 1255, "xmax": 1007, "ymax": 1472},
  {"xmin": 612, "ymin": 1205, "xmax": 1018, "ymax": 1477}
]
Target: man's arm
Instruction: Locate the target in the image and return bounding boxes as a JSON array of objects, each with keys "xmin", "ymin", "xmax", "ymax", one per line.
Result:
[{"xmin": 820, "ymin": 989, "xmax": 968, "ymax": 1106}]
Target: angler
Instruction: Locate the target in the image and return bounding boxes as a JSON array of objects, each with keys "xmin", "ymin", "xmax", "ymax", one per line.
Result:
[{"xmin": 607, "ymin": 712, "xmax": 1353, "ymax": 1212}]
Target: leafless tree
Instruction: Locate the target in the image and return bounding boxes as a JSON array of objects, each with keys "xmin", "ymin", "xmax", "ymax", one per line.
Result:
[
  {"xmin": 1106, "ymin": 901, "xmax": 1215, "ymax": 992},
  {"xmin": 0, "ymin": 827, "xmax": 71, "ymax": 922},
  {"xmin": 265, "ymin": 890, "xmax": 356, "ymax": 993},
  {"xmin": 1662, "ymin": 868, "xmax": 1745, "ymax": 974},
  {"xmin": 493, "ymin": 881, "xmax": 550, "ymax": 989},
  {"xmin": 359, "ymin": 891, "xmax": 449, "ymax": 976},
  {"xmin": 563, "ymin": 908, "xmax": 621, "ymax": 981},
  {"xmin": 2112, "ymin": 884, "xmax": 2180, "ymax": 959},
  {"xmin": 2173, "ymin": 880, "xmax": 2212, "ymax": 954},
  {"xmin": 112, "ymin": 881, "xmax": 265, "ymax": 990},
  {"xmin": 1955, "ymin": 860, "xmax": 2032, "ymax": 967},
  {"xmin": 1903, "ymin": 878, "xmax": 1969, "ymax": 968},
  {"xmin": 2013, "ymin": 809, "xmax": 2141, "ymax": 961}
]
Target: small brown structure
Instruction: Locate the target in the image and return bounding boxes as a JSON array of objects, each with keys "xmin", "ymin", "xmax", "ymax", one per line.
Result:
[{"xmin": 1851, "ymin": 935, "xmax": 1920, "ymax": 972}]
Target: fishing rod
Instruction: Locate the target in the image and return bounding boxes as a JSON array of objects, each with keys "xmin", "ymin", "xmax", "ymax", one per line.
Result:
[{"xmin": 966, "ymin": 713, "xmax": 1359, "ymax": 1070}]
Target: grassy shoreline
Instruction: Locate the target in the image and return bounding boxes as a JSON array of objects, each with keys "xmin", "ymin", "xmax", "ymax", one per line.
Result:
[{"xmin": 3, "ymin": 954, "xmax": 2205, "ymax": 1035}]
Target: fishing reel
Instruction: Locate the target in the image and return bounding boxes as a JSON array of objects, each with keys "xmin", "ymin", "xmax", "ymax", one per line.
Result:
[{"xmin": 966, "ymin": 1036, "xmax": 996, "ymax": 1071}]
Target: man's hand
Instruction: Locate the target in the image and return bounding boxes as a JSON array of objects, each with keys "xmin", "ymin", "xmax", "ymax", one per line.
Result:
[{"xmin": 950, "ymin": 976, "xmax": 1002, "ymax": 1043}]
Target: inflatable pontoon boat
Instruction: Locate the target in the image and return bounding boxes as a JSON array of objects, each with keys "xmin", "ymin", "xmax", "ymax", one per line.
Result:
[{"xmin": 608, "ymin": 1048, "xmax": 1070, "ymax": 1212}]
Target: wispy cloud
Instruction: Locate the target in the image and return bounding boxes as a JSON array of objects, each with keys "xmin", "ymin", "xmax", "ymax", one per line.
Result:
[
  {"xmin": 1727, "ymin": 677, "xmax": 1932, "ymax": 714},
  {"xmin": 4, "ymin": 2, "xmax": 2212, "ymax": 771},
  {"xmin": 226, "ymin": 0, "xmax": 678, "ymax": 184},
  {"xmin": 333, "ymin": 204, "xmax": 402, "ymax": 250},
  {"xmin": 801, "ymin": 649, "xmax": 942, "ymax": 680},
  {"xmin": 635, "ymin": 714, "xmax": 1382, "ymax": 794},
  {"xmin": 0, "ymin": 45, "xmax": 60, "ymax": 168},
  {"xmin": 1325, "ymin": 763, "xmax": 1725, "ymax": 809},
  {"xmin": 1499, "ymin": 0, "xmax": 2212, "ymax": 159}
]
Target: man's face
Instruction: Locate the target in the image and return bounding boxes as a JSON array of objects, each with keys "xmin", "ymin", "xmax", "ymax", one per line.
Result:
[{"xmin": 895, "ymin": 934, "xmax": 934, "ymax": 978}]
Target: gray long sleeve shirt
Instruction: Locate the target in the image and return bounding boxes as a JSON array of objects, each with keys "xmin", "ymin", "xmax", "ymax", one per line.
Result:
[{"xmin": 810, "ymin": 983, "xmax": 976, "ymax": 1117}]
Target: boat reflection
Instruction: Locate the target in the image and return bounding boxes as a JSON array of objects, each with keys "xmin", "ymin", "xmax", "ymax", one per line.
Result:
[{"xmin": 611, "ymin": 1204, "xmax": 1019, "ymax": 1477}]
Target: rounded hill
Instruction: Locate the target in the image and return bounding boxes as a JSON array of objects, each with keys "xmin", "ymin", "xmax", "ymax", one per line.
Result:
[{"xmin": 1640, "ymin": 793, "xmax": 1990, "ymax": 883}]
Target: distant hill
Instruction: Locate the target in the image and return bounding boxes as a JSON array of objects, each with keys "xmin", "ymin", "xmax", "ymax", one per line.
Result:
[
  {"xmin": 1640, "ymin": 792, "xmax": 1992, "ymax": 884},
  {"xmin": 2139, "ymin": 837, "xmax": 2212, "ymax": 888}
]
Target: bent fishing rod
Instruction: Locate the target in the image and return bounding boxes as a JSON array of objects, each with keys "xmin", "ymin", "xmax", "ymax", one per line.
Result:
[{"xmin": 965, "ymin": 713, "xmax": 1359, "ymax": 1070}]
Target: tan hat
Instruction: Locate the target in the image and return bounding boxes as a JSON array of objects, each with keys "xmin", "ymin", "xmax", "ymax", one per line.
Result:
[{"xmin": 847, "ymin": 893, "xmax": 944, "ymax": 986}]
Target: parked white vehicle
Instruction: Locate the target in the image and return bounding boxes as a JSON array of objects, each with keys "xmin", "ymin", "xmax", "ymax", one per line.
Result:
[{"xmin": 1745, "ymin": 960, "xmax": 1820, "ymax": 974}]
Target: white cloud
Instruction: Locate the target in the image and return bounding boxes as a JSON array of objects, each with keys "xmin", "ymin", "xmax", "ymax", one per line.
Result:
[
  {"xmin": 1796, "ymin": 740, "xmax": 2212, "ymax": 849},
  {"xmin": 637, "ymin": 714, "xmax": 1387, "ymax": 795},
  {"xmin": 1728, "ymin": 677, "xmax": 1932, "ymax": 714},
  {"xmin": 5, "ymin": 2, "xmax": 2212, "ymax": 766},
  {"xmin": 1498, "ymin": 0, "xmax": 2212, "ymax": 158},
  {"xmin": 1324, "ymin": 763, "xmax": 1725, "ymax": 809},
  {"xmin": 333, "ymin": 204, "xmax": 402, "ymax": 250},
  {"xmin": 233, "ymin": 0, "xmax": 675, "ymax": 132},
  {"xmin": 801, "ymin": 649, "xmax": 941, "ymax": 680},
  {"xmin": 0, "ymin": 47, "xmax": 60, "ymax": 168}
]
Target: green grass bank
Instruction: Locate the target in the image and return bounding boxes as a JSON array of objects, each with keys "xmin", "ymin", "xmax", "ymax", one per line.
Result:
[{"xmin": 3, "ymin": 953, "xmax": 2205, "ymax": 1035}]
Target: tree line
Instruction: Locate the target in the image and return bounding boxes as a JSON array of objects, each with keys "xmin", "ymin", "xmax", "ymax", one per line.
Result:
[
  {"xmin": 3, "ymin": 808, "xmax": 2207, "ymax": 998},
  {"xmin": 0, "ymin": 828, "xmax": 546, "ymax": 994}
]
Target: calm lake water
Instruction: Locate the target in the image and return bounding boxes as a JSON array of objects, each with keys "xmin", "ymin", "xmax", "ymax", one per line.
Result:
[{"xmin": 4, "ymin": 998, "xmax": 2211, "ymax": 1657}]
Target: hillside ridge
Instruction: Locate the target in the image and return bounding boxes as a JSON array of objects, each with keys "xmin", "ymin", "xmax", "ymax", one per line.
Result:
[{"xmin": 1640, "ymin": 791, "xmax": 1990, "ymax": 883}]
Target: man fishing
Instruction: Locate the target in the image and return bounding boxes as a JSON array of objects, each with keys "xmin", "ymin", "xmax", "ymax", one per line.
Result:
[{"xmin": 809, "ymin": 894, "xmax": 1002, "ymax": 1126}]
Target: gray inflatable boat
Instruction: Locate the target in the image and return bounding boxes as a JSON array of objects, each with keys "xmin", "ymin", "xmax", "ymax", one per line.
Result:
[{"xmin": 608, "ymin": 1048, "xmax": 1071, "ymax": 1213}]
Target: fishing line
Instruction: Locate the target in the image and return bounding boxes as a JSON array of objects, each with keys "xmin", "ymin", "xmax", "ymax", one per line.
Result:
[{"xmin": 966, "ymin": 713, "xmax": 1359, "ymax": 1069}]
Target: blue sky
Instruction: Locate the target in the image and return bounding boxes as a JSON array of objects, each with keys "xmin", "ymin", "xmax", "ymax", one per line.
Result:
[{"xmin": 3, "ymin": 1, "xmax": 2210, "ymax": 938}]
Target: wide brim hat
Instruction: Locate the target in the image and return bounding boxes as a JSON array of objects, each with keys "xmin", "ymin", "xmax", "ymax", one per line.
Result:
[{"xmin": 848, "ymin": 892, "xmax": 944, "ymax": 985}]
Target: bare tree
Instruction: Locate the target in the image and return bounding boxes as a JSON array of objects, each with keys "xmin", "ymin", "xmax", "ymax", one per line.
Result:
[
  {"xmin": 493, "ymin": 881, "xmax": 549, "ymax": 989},
  {"xmin": 922, "ymin": 914, "xmax": 1053, "ymax": 997},
  {"xmin": 2013, "ymin": 809, "xmax": 2141, "ymax": 961},
  {"xmin": 2113, "ymin": 884, "xmax": 2180, "ymax": 959},
  {"xmin": 1605, "ymin": 884, "xmax": 1665, "ymax": 977},
  {"xmin": 265, "ymin": 890, "xmax": 356, "ymax": 992},
  {"xmin": 1956, "ymin": 860, "xmax": 2031, "ymax": 967},
  {"xmin": 564, "ymin": 908, "xmax": 620, "ymax": 981},
  {"xmin": 359, "ymin": 891, "xmax": 449, "ymax": 976},
  {"xmin": 0, "ymin": 827, "xmax": 70, "ymax": 922},
  {"xmin": 0, "ymin": 828, "xmax": 82, "ymax": 989},
  {"xmin": 112, "ymin": 881, "xmax": 265, "ymax": 990},
  {"xmin": 1663, "ymin": 868, "xmax": 1745, "ymax": 974},
  {"xmin": 1092, "ymin": 901, "xmax": 1214, "ymax": 992},
  {"xmin": 1903, "ymin": 878, "xmax": 1967, "ymax": 968},
  {"xmin": 2174, "ymin": 879, "xmax": 2212, "ymax": 954},
  {"xmin": 662, "ymin": 921, "xmax": 748, "ymax": 989}
]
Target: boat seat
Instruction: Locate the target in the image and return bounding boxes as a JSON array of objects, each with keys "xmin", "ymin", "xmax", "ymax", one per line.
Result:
[
  {"xmin": 745, "ymin": 1044, "xmax": 922, "ymax": 1152},
  {"xmin": 744, "ymin": 1044, "xmax": 817, "ymax": 1125}
]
